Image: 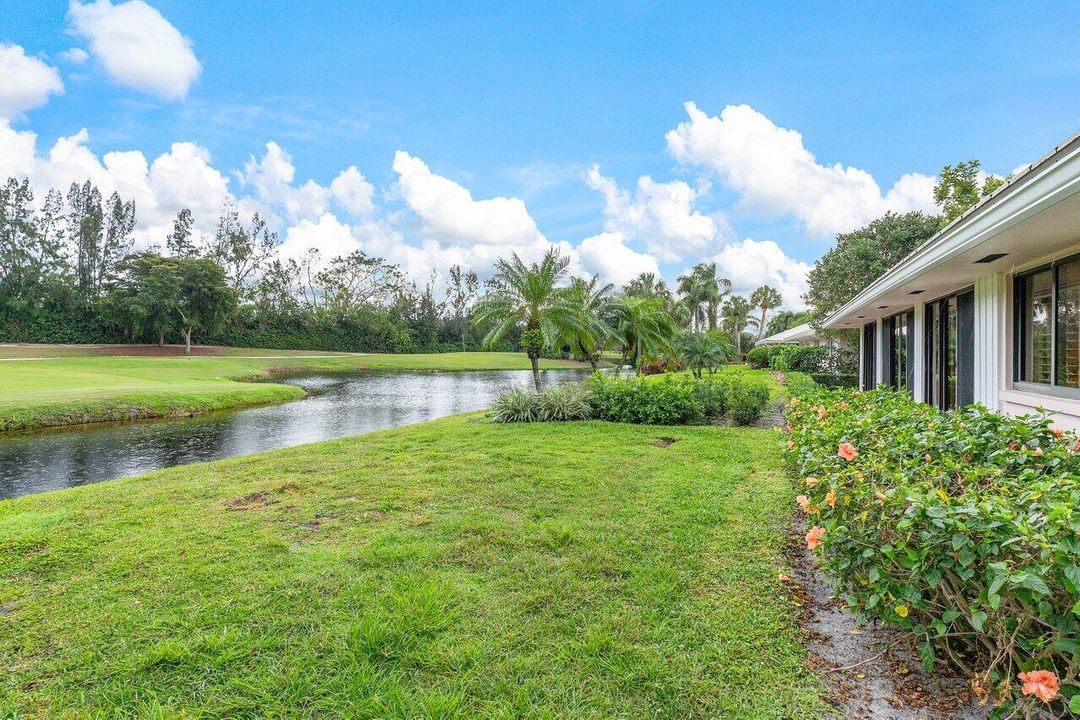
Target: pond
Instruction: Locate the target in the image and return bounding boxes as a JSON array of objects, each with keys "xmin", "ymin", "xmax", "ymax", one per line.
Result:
[{"xmin": 0, "ymin": 368, "xmax": 593, "ymax": 500}]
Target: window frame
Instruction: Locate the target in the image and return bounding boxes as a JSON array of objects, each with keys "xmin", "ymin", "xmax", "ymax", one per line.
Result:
[
  {"xmin": 921, "ymin": 287, "xmax": 974, "ymax": 410},
  {"xmin": 1014, "ymin": 256, "xmax": 1080, "ymax": 399}
]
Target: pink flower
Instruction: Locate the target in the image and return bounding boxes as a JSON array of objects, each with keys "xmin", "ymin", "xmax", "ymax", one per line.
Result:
[
  {"xmin": 1033, "ymin": 447, "xmax": 1045, "ymax": 457},
  {"xmin": 806, "ymin": 526, "xmax": 826, "ymax": 550},
  {"xmin": 1052, "ymin": 427, "xmax": 1065, "ymax": 439},
  {"xmin": 796, "ymin": 495, "xmax": 811, "ymax": 512},
  {"xmin": 837, "ymin": 442, "xmax": 859, "ymax": 461},
  {"xmin": 817, "ymin": 406, "xmax": 828, "ymax": 420},
  {"xmin": 1018, "ymin": 670, "xmax": 1059, "ymax": 703}
]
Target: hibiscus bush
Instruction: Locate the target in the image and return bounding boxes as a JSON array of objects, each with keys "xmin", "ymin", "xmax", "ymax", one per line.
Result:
[{"xmin": 785, "ymin": 388, "xmax": 1080, "ymax": 716}]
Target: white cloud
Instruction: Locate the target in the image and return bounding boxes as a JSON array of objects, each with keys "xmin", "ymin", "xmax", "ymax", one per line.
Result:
[
  {"xmin": 238, "ymin": 141, "xmax": 329, "ymax": 222},
  {"xmin": 277, "ymin": 212, "xmax": 360, "ymax": 262},
  {"xmin": 577, "ymin": 231, "xmax": 659, "ymax": 286},
  {"xmin": 68, "ymin": 0, "xmax": 201, "ymax": 101},
  {"xmin": 586, "ymin": 165, "xmax": 722, "ymax": 262},
  {"xmin": 0, "ymin": 44, "xmax": 64, "ymax": 119},
  {"xmin": 393, "ymin": 150, "xmax": 545, "ymax": 247},
  {"xmin": 60, "ymin": 47, "xmax": 90, "ymax": 64},
  {"xmin": 330, "ymin": 166, "xmax": 376, "ymax": 217},
  {"xmin": 710, "ymin": 238, "xmax": 811, "ymax": 311},
  {"xmin": 0, "ymin": 121, "xmax": 230, "ymax": 245},
  {"xmin": 666, "ymin": 102, "xmax": 936, "ymax": 237}
]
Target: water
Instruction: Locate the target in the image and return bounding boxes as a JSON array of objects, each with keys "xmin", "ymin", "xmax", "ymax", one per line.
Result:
[{"xmin": 0, "ymin": 369, "xmax": 592, "ymax": 499}]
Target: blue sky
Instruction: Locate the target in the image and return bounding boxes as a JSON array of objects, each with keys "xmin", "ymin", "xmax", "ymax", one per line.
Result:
[{"xmin": 3, "ymin": 1, "xmax": 1079, "ymax": 307}]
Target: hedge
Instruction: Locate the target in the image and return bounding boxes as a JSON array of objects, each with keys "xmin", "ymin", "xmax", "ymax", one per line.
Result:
[{"xmin": 785, "ymin": 388, "xmax": 1080, "ymax": 715}]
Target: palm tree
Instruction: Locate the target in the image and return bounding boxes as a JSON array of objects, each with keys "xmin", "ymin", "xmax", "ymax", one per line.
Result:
[
  {"xmin": 750, "ymin": 285, "xmax": 783, "ymax": 340},
  {"xmin": 677, "ymin": 262, "xmax": 731, "ymax": 331},
  {"xmin": 473, "ymin": 248, "xmax": 585, "ymax": 391},
  {"xmin": 562, "ymin": 275, "xmax": 614, "ymax": 372},
  {"xmin": 609, "ymin": 294, "xmax": 676, "ymax": 372},
  {"xmin": 720, "ymin": 295, "xmax": 759, "ymax": 353},
  {"xmin": 624, "ymin": 272, "xmax": 671, "ymax": 300}
]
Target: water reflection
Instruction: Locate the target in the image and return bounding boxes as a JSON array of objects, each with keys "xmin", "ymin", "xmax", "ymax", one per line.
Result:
[{"xmin": 0, "ymin": 368, "xmax": 592, "ymax": 499}]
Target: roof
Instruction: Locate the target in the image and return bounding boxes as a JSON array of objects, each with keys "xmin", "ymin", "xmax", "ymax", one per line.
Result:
[
  {"xmin": 823, "ymin": 128, "xmax": 1080, "ymax": 329},
  {"xmin": 756, "ymin": 322, "xmax": 816, "ymax": 345}
]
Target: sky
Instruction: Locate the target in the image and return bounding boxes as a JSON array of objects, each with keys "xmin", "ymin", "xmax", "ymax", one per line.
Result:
[{"xmin": 2, "ymin": 1, "xmax": 1079, "ymax": 309}]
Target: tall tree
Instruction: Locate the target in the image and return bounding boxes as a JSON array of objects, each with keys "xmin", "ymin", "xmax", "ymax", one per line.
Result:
[
  {"xmin": 677, "ymin": 262, "xmax": 731, "ymax": 331},
  {"xmin": 66, "ymin": 180, "xmax": 104, "ymax": 303},
  {"xmin": 765, "ymin": 309, "xmax": 812, "ymax": 337},
  {"xmin": 720, "ymin": 295, "xmax": 758, "ymax": 352},
  {"xmin": 315, "ymin": 250, "xmax": 404, "ymax": 316},
  {"xmin": 166, "ymin": 208, "xmax": 198, "ymax": 257},
  {"xmin": 175, "ymin": 257, "xmax": 237, "ymax": 354},
  {"xmin": 205, "ymin": 201, "xmax": 277, "ymax": 294},
  {"xmin": 933, "ymin": 160, "xmax": 1006, "ymax": 224},
  {"xmin": 473, "ymin": 248, "xmax": 584, "ymax": 391},
  {"xmin": 623, "ymin": 272, "xmax": 670, "ymax": 299},
  {"xmin": 750, "ymin": 285, "xmax": 783, "ymax": 340},
  {"xmin": 100, "ymin": 192, "xmax": 136, "ymax": 291},
  {"xmin": 804, "ymin": 211, "xmax": 941, "ymax": 326},
  {"xmin": 446, "ymin": 264, "xmax": 480, "ymax": 352},
  {"xmin": 102, "ymin": 253, "xmax": 181, "ymax": 345}
]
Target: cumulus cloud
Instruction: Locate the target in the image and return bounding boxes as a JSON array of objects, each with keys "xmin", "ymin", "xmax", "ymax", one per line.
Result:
[
  {"xmin": 68, "ymin": 0, "xmax": 201, "ymax": 101},
  {"xmin": 393, "ymin": 151, "xmax": 546, "ymax": 247},
  {"xmin": 710, "ymin": 238, "xmax": 811, "ymax": 310},
  {"xmin": 586, "ymin": 165, "xmax": 723, "ymax": 262},
  {"xmin": 577, "ymin": 231, "xmax": 660, "ymax": 286},
  {"xmin": 0, "ymin": 120, "xmax": 230, "ymax": 243},
  {"xmin": 330, "ymin": 166, "xmax": 376, "ymax": 217},
  {"xmin": 666, "ymin": 102, "xmax": 936, "ymax": 237},
  {"xmin": 0, "ymin": 44, "xmax": 64, "ymax": 119},
  {"xmin": 238, "ymin": 141, "xmax": 329, "ymax": 222}
]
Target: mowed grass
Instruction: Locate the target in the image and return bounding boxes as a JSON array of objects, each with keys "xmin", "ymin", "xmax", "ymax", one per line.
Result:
[
  {"xmin": 0, "ymin": 416, "xmax": 825, "ymax": 719},
  {"xmin": 0, "ymin": 351, "xmax": 585, "ymax": 432}
]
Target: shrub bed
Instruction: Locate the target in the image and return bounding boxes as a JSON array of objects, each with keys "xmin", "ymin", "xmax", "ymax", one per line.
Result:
[
  {"xmin": 809, "ymin": 372, "xmax": 858, "ymax": 389},
  {"xmin": 785, "ymin": 387, "xmax": 1080, "ymax": 715},
  {"xmin": 491, "ymin": 374, "xmax": 772, "ymax": 427},
  {"xmin": 746, "ymin": 345, "xmax": 784, "ymax": 369}
]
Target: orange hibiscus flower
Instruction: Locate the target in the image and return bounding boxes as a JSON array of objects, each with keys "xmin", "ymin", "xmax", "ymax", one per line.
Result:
[
  {"xmin": 837, "ymin": 442, "xmax": 858, "ymax": 461},
  {"xmin": 1018, "ymin": 670, "xmax": 1059, "ymax": 703},
  {"xmin": 805, "ymin": 526, "xmax": 826, "ymax": 550}
]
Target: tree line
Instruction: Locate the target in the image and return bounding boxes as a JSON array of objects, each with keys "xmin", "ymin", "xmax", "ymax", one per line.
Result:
[{"xmin": 0, "ymin": 174, "xmax": 789, "ymax": 360}]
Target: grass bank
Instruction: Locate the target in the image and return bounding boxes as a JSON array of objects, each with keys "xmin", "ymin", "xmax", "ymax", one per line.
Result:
[
  {"xmin": 0, "ymin": 415, "xmax": 825, "ymax": 718},
  {"xmin": 0, "ymin": 351, "xmax": 585, "ymax": 432}
]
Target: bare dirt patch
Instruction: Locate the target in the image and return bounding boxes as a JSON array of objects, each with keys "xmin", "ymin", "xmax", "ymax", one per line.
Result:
[
  {"xmin": 226, "ymin": 491, "xmax": 271, "ymax": 511},
  {"xmin": 784, "ymin": 519, "xmax": 988, "ymax": 720},
  {"xmin": 653, "ymin": 436, "xmax": 678, "ymax": 447}
]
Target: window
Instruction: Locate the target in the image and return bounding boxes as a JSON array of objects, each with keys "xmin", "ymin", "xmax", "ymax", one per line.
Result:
[
  {"xmin": 887, "ymin": 311, "xmax": 912, "ymax": 393},
  {"xmin": 1017, "ymin": 269, "xmax": 1052, "ymax": 384},
  {"xmin": 1016, "ymin": 258, "xmax": 1080, "ymax": 389},
  {"xmin": 861, "ymin": 322, "xmax": 876, "ymax": 390},
  {"xmin": 924, "ymin": 291, "xmax": 974, "ymax": 410}
]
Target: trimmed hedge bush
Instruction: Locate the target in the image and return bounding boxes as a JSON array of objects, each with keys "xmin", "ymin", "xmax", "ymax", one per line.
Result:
[
  {"xmin": 785, "ymin": 388, "xmax": 1080, "ymax": 715},
  {"xmin": 491, "ymin": 374, "xmax": 772, "ymax": 427},
  {"xmin": 746, "ymin": 345, "xmax": 783, "ymax": 369},
  {"xmin": 771, "ymin": 345, "xmax": 857, "ymax": 375}
]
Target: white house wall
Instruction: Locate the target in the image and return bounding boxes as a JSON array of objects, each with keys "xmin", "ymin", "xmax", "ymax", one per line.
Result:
[{"xmin": 973, "ymin": 273, "xmax": 1005, "ymax": 410}]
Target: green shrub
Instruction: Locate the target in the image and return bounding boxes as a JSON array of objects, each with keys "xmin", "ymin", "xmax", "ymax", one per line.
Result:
[
  {"xmin": 809, "ymin": 372, "xmax": 858, "ymax": 389},
  {"xmin": 746, "ymin": 345, "xmax": 782, "ymax": 369},
  {"xmin": 785, "ymin": 388, "xmax": 1080, "ymax": 715},
  {"xmin": 692, "ymin": 379, "xmax": 728, "ymax": 419},
  {"xmin": 771, "ymin": 345, "xmax": 857, "ymax": 375},
  {"xmin": 587, "ymin": 374, "xmax": 705, "ymax": 425},
  {"xmin": 784, "ymin": 372, "xmax": 818, "ymax": 398},
  {"xmin": 726, "ymin": 382, "xmax": 770, "ymax": 425}
]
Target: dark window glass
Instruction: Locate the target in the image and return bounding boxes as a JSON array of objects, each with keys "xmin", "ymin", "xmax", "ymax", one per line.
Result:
[
  {"xmin": 1057, "ymin": 260, "xmax": 1080, "ymax": 387},
  {"xmin": 1019, "ymin": 270, "xmax": 1053, "ymax": 384},
  {"xmin": 928, "ymin": 303, "xmax": 940, "ymax": 407},
  {"xmin": 946, "ymin": 296, "xmax": 957, "ymax": 410},
  {"xmin": 891, "ymin": 314, "xmax": 908, "ymax": 389}
]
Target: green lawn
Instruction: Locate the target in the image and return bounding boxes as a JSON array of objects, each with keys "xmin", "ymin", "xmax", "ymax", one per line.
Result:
[
  {"xmin": 0, "ymin": 351, "xmax": 585, "ymax": 432},
  {"xmin": 0, "ymin": 415, "xmax": 824, "ymax": 719}
]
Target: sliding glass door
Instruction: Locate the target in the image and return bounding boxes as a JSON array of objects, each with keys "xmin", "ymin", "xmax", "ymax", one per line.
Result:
[{"xmin": 924, "ymin": 291, "xmax": 974, "ymax": 410}]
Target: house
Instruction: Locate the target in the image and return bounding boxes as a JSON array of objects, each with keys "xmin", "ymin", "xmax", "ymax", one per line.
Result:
[
  {"xmin": 823, "ymin": 130, "xmax": 1080, "ymax": 428},
  {"xmin": 756, "ymin": 322, "xmax": 822, "ymax": 347}
]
